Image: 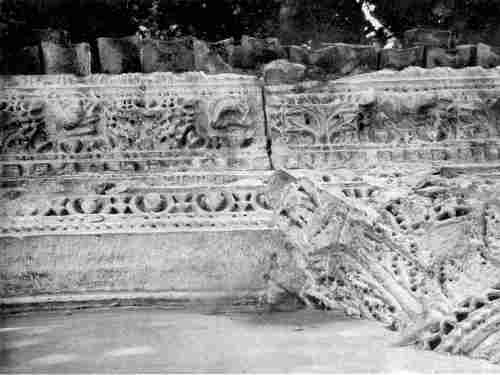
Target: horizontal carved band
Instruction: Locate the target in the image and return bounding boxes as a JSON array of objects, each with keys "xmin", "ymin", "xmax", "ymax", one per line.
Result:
[
  {"xmin": 0, "ymin": 151, "xmax": 269, "ymax": 182},
  {"xmin": 0, "ymin": 186, "xmax": 274, "ymax": 237},
  {"xmin": 3, "ymin": 67, "xmax": 500, "ymax": 237},
  {"xmin": 0, "ymin": 73, "xmax": 269, "ymax": 176},
  {"xmin": 266, "ymin": 67, "xmax": 500, "ymax": 169},
  {"xmin": 0, "ymin": 215, "xmax": 274, "ymax": 237},
  {"xmin": 273, "ymin": 142, "xmax": 500, "ymax": 169}
]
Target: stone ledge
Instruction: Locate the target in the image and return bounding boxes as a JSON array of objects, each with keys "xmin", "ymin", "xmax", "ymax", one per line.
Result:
[
  {"xmin": 0, "ymin": 290, "xmax": 266, "ymax": 315},
  {"xmin": 0, "ymin": 230, "xmax": 285, "ymax": 298}
]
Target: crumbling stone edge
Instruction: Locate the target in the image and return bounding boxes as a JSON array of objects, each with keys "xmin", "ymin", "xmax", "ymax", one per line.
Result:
[{"xmin": 0, "ymin": 290, "xmax": 267, "ymax": 315}]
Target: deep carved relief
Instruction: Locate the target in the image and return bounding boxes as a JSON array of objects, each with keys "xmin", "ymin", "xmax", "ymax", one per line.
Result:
[
  {"xmin": 266, "ymin": 67, "xmax": 500, "ymax": 169},
  {"xmin": 0, "ymin": 73, "xmax": 272, "ymax": 237},
  {"xmin": 0, "ymin": 185, "xmax": 273, "ymax": 237},
  {"xmin": 0, "ymin": 73, "xmax": 268, "ymax": 179},
  {"xmin": 268, "ymin": 167, "xmax": 500, "ymax": 365}
]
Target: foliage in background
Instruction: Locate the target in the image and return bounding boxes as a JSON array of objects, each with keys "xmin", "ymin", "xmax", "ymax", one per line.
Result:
[
  {"xmin": 369, "ymin": 0, "xmax": 500, "ymax": 44},
  {"xmin": 0, "ymin": 0, "xmax": 499, "ymax": 46}
]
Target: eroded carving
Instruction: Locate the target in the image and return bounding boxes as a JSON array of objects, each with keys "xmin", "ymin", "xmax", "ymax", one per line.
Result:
[
  {"xmin": 266, "ymin": 67, "xmax": 500, "ymax": 169},
  {"xmin": 268, "ymin": 168, "xmax": 500, "ymax": 364},
  {"xmin": 0, "ymin": 184, "xmax": 273, "ymax": 237},
  {"xmin": 0, "ymin": 73, "xmax": 268, "ymax": 178}
]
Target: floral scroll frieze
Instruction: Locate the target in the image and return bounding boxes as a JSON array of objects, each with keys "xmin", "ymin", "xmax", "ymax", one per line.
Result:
[
  {"xmin": 0, "ymin": 73, "xmax": 268, "ymax": 174},
  {"xmin": 4, "ymin": 67, "xmax": 500, "ymax": 237},
  {"xmin": 266, "ymin": 67, "xmax": 500, "ymax": 169},
  {"xmin": 0, "ymin": 73, "xmax": 270, "ymax": 236}
]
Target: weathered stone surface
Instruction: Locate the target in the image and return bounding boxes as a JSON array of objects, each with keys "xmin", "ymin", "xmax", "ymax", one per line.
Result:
[
  {"xmin": 141, "ymin": 36, "xmax": 231, "ymax": 74},
  {"xmin": 426, "ymin": 45, "xmax": 476, "ymax": 69},
  {"xmin": 0, "ymin": 72, "xmax": 274, "ymax": 302},
  {"xmin": 0, "ymin": 73, "xmax": 268, "ymax": 180},
  {"xmin": 379, "ymin": 47, "xmax": 425, "ymax": 70},
  {"xmin": 262, "ymin": 59, "xmax": 305, "ymax": 84},
  {"xmin": 477, "ymin": 43, "xmax": 500, "ymax": 68},
  {"xmin": 233, "ymin": 36, "xmax": 287, "ymax": 70},
  {"xmin": 141, "ymin": 37, "xmax": 195, "ymax": 73},
  {"xmin": 265, "ymin": 67, "xmax": 500, "ymax": 170},
  {"xmin": 286, "ymin": 45, "xmax": 311, "ymax": 65},
  {"xmin": 269, "ymin": 167, "xmax": 500, "ymax": 364},
  {"xmin": 3, "ymin": 52, "xmax": 500, "ymax": 372},
  {"xmin": 41, "ymin": 42, "xmax": 91, "ymax": 75},
  {"xmin": 210, "ymin": 38, "xmax": 235, "ymax": 66},
  {"xmin": 97, "ymin": 36, "xmax": 141, "ymax": 74},
  {"xmin": 455, "ymin": 44, "xmax": 477, "ymax": 67},
  {"xmin": 404, "ymin": 28, "xmax": 453, "ymax": 48},
  {"xmin": 0, "ymin": 229, "xmax": 283, "ymax": 297},
  {"xmin": 310, "ymin": 43, "xmax": 377, "ymax": 76},
  {"xmin": 193, "ymin": 39, "xmax": 232, "ymax": 73},
  {"xmin": 0, "ymin": 172, "xmax": 274, "ymax": 237}
]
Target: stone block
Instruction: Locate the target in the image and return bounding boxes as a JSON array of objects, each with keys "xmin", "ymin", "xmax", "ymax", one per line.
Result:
[
  {"xmin": 233, "ymin": 35, "xmax": 287, "ymax": 70},
  {"xmin": 310, "ymin": 43, "xmax": 377, "ymax": 75},
  {"xmin": 141, "ymin": 37, "xmax": 231, "ymax": 74},
  {"xmin": 8, "ymin": 45, "xmax": 42, "ymax": 74},
  {"xmin": 426, "ymin": 45, "xmax": 476, "ymax": 69},
  {"xmin": 265, "ymin": 67, "xmax": 500, "ymax": 169},
  {"xmin": 97, "ymin": 36, "xmax": 141, "ymax": 74},
  {"xmin": 477, "ymin": 43, "xmax": 500, "ymax": 68},
  {"xmin": 193, "ymin": 39, "xmax": 232, "ymax": 73},
  {"xmin": 0, "ymin": 69, "xmax": 274, "ymax": 300},
  {"xmin": 404, "ymin": 28, "xmax": 453, "ymax": 48},
  {"xmin": 141, "ymin": 37, "xmax": 195, "ymax": 73},
  {"xmin": 286, "ymin": 45, "xmax": 311, "ymax": 65},
  {"xmin": 210, "ymin": 38, "xmax": 235, "ymax": 65},
  {"xmin": 0, "ymin": 73, "xmax": 269, "ymax": 173},
  {"xmin": 379, "ymin": 46, "xmax": 425, "ymax": 70},
  {"xmin": 41, "ymin": 42, "xmax": 91, "ymax": 75},
  {"xmin": 262, "ymin": 59, "xmax": 305, "ymax": 84},
  {"xmin": 0, "ymin": 230, "xmax": 284, "ymax": 297}
]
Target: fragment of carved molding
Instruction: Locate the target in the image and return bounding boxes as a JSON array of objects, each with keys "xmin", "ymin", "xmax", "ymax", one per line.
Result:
[
  {"xmin": 265, "ymin": 67, "xmax": 500, "ymax": 169},
  {"xmin": 0, "ymin": 73, "xmax": 268, "ymax": 180},
  {"xmin": 267, "ymin": 167, "xmax": 500, "ymax": 364},
  {"xmin": 0, "ymin": 179, "xmax": 275, "ymax": 237}
]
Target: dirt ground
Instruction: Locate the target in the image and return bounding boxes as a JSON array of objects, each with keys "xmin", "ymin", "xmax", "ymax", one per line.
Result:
[{"xmin": 1, "ymin": 308, "xmax": 499, "ymax": 373}]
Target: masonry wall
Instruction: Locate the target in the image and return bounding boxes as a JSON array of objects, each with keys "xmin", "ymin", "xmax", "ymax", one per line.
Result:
[
  {"xmin": 0, "ymin": 231, "xmax": 284, "ymax": 296},
  {"xmin": 2, "ymin": 28, "xmax": 500, "ymax": 308}
]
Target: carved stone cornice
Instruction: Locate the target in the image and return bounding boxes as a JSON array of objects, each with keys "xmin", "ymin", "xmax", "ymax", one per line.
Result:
[
  {"xmin": 0, "ymin": 183, "xmax": 274, "ymax": 237},
  {"xmin": 266, "ymin": 67, "xmax": 500, "ymax": 169},
  {"xmin": 0, "ymin": 73, "xmax": 272, "ymax": 237},
  {"xmin": 0, "ymin": 73, "xmax": 269, "ymax": 181}
]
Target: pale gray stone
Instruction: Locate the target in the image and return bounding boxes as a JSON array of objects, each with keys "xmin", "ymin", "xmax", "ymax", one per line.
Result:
[
  {"xmin": 426, "ymin": 45, "xmax": 476, "ymax": 69},
  {"xmin": 97, "ymin": 36, "xmax": 141, "ymax": 74},
  {"xmin": 310, "ymin": 43, "xmax": 377, "ymax": 75},
  {"xmin": 193, "ymin": 39, "xmax": 232, "ymax": 73},
  {"xmin": 286, "ymin": 45, "xmax": 311, "ymax": 65},
  {"xmin": 477, "ymin": 43, "xmax": 500, "ymax": 68},
  {"xmin": 233, "ymin": 35, "xmax": 287, "ymax": 70},
  {"xmin": 262, "ymin": 59, "xmax": 305, "ymax": 84},
  {"xmin": 141, "ymin": 37, "xmax": 195, "ymax": 73},
  {"xmin": 379, "ymin": 46, "xmax": 424, "ymax": 70},
  {"xmin": 404, "ymin": 28, "xmax": 453, "ymax": 48},
  {"xmin": 41, "ymin": 42, "xmax": 91, "ymax": 75}
]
